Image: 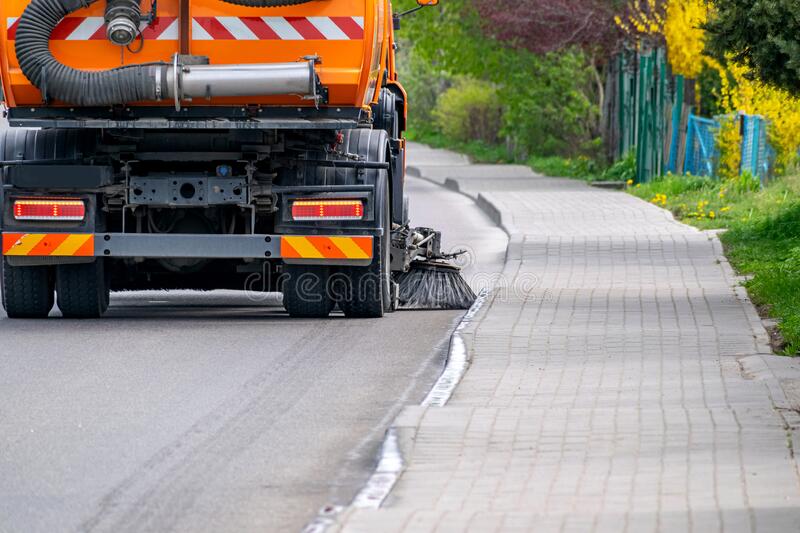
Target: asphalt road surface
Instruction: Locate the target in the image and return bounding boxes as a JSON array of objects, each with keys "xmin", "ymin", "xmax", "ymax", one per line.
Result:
[{"xmin": 0, "ymin": 169, "xmax": 507, "ymax": 532}]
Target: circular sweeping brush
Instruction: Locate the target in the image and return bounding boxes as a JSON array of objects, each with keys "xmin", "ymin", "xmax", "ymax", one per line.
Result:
[{"xmin": 395, "ymin": 261, "xmax": 476, "ymax": 310}]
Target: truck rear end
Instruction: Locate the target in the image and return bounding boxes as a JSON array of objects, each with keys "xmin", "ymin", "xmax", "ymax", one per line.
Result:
[{"xmin": 0, "ymin": 0, "xmax": 429, "ymax": 319}]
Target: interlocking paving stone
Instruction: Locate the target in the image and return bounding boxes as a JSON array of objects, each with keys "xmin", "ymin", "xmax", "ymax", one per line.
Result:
[{"xmin": 338, "ymin": 145, "xmax": 800, "ymax": 532}]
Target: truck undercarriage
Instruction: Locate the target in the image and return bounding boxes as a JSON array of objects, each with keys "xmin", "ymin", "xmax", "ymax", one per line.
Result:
[{"xmin": 0, "ymin": 103, "xmax": 426, "ymax": 318}]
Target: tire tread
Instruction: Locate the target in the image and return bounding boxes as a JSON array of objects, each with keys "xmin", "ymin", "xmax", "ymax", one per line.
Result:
[
  {"xmin": 1, "ymin": 260, "xmax": 54, "ymax": 318},
  {"xmin": 56, "ymin": 260, "xmax": 109, "ymax": 318},
  {"xmin": 282, "ymin": 265, "xmax": 335, "ymax": 318}
]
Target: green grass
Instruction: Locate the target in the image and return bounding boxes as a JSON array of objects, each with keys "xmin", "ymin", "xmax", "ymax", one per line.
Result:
[
  {"xmin": 630, "ymin": 173, "xmax": 800, "ymax": 355},
  {"xmin": 406, "ymin": 129, "xmax": 514, "ymax": 164},
  {"xmin": 526, "ymin": 155, "xmax": 601, "ymax": 181}
]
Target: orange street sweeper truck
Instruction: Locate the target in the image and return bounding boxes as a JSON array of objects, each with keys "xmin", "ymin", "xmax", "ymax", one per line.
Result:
[{"xmin": 0, "ymin": 0, "xmax": 474, "ymax": 318}]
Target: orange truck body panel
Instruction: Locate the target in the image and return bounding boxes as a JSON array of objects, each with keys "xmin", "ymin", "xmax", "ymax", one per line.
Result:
[{"xmin": 0, "ymin": 0, "xmax": 394, "ymax": 109}]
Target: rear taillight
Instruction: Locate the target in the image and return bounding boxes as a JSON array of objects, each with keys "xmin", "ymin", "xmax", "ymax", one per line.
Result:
[
  {"xmin": 291, "ymin": 199, "xmax": 364, "ymax": 221},
  {"xmin": 13, "ymin": 199, "xmax": 86, "ymax": 221}
]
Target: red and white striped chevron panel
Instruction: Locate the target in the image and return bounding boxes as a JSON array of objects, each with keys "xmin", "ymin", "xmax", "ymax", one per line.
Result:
[
  {"xmin": 5, "ymin": 16, "xmax": 364, "ymax": 41},
  {"xmin": 6, "ymin": 17, "xmax": 179, "ymax": 41},
  {"xmin": 193, "ymin": 16, "xmax": 364, "ymax": 40}
]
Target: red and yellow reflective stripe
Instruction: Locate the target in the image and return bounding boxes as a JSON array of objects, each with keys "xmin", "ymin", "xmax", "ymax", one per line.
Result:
[
  {"xmin": 2, "ymin": 233, "xmax": 94, "ymax": 257},
  {"xmin": 281, "ymin": 236, "xmax": 372, "ymax": 260}
]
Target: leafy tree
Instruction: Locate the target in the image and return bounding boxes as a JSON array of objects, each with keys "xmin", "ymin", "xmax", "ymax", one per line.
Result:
[
  {"xmin": 705, "ymin": 0, "xmax": 800, "ymax": 93},
  {"xmin": 474, "ymin": 0, "xmax": 622, "ymax": 56},
  {"xmin": 470, "ymin": 0, "xmax": 628, "ymax": 132},
  {"xmin": 395, "ymin": 0, "xmax": 599, "ymax": 156}
]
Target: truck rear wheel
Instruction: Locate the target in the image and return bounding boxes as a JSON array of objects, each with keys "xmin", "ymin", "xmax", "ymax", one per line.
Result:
[
  {"xmin": 1, "ymin": 259, "xmax": 55, "ymax": 318},
  {"xmin": 282, "ymin": 265, "xmax": 336, "ymax": 318},
  {"xmin": 56, "ymin": 260, "xmax": 110, "ymax": 318},
  {"xmin": 338, "ymin": 174, "xmax": 393, "ymax": 318}
]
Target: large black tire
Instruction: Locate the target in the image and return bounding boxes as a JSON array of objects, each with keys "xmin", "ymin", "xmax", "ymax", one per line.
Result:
[
  {"xmin": 0, "ymin": 128, "xmax": 95, "ymax": 163},
  {"xmin": 298, "ymin": 128, "xmax": 396, "ymax": 317},
  {"xmin": 338, "ymin": 173, "xmax": 393, "ymax": 318},
  {"xmin": 56, "ymin": 260, "xmax": 110, "ymax": 318},
  {"xmin": 282, "ymin": 265, "xmax": 336, "ymax": 318},
  {"xmin": 1, "ymin": 259, "xmax": 55, "ymax": 318},
  {"xmin": 372, "ymin": 89, "xmax": 400, "ymax": 139},
  {"xmin": 303, "ymin": 129, "xmax": 390, "ymax": 187}
]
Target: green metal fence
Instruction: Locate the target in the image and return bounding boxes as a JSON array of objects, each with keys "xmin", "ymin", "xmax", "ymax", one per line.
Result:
[
  {"xmin": 606, "ymin": 47, "xmax": 671, "ymax": 183},
  {"xmin": 605, "ymin": 49, "xmax": 775, "ymax": 184}
]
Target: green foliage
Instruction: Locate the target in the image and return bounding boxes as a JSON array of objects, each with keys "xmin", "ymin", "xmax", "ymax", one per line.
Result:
[
  {"xmin": 396, "ymin": 42, "xmax": 451, "ymax": 134},
  {"xmin": 697, "ymin": 64, "xmax": 725, "ymax": 117},
  {"xmin": 395, "ymin": 0, "xmax": 600, "ymax": 158},
  {"xmin": 705, "ymin": 0, "xmax": 800, "ymax": 94},
  {"xmin": 432, "ymin": 78, "xmax": 503, "ymax": 144},
  {"xmin": 729, "ymin": 171, "xmax": 762, "ymax": 194},
  {"xmin": 601, "ymin": 151, "xmax": 637, "ymax": 182},
  {"xmin": 407, "ymin": 129, "xmax": 514, "ymax": 164},
  {"xmin": 497, "ymin": 51, "xmax": 598, "ymax": 157},
  {"xmin": 630, "ymin": 173, "xmax": 800, "ymax": 354},
  {"xmin": 527, "ymin": 155, "xmax": 600, "ymax": 180},
  {"xmin": 630, "ymin": 173, "xmax": 714, "ymax": 199}
]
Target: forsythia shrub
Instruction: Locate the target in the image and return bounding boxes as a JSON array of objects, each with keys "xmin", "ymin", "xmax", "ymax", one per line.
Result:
[
  {"xmin": 716, "ymin": 115, "xmax": 742, "ymax": 180},
  {"xmin": 433, "ymin": 77, "xmax": 503, "ymax": 144},
  {"xmin": 616, "ymin": 0, "xmax": 663, "ymax": 36},
  {"xmin": 617, "ymin": 0, "xmax": 707, "ymax": 78},
  {"xmin": 662, "ymin": 0, "xmax": 707, "ymax": 78},
  {"xmin": 620, "ymin": 0, "xmax": 800, "ymax": 174},
  {"xmin": 717, "ymin": 60, "xmax": 800, "ymax": 173}
]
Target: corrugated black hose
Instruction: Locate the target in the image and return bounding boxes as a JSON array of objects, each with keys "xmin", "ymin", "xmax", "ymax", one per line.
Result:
[{"xmin": 14, "ymin": 0, "xmax": 166, "ymax": 106}]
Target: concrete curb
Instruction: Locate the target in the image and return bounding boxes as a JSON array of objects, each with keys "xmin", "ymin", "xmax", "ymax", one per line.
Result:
[
  {"xmin": 606, "ymin": 197, "xmax": 800, "ymax": 505},
  {"xmin": 323, "ymin": 161, "xmax": 517, "ymax": 531},
  {"xmin": 408, "ymin": 165, "xmax": 524, "ymax": 264},
  {"xmin": 704, "ymin": 230, "xmax": 773, "ymax": 356}
]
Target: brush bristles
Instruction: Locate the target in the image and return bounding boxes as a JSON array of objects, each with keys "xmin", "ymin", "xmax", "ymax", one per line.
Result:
[{"xmin": 395, "ymin": 265, "xmax": 477, "ymax": 310}]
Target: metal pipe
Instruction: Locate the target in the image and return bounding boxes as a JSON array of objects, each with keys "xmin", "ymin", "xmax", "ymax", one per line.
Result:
[{"xmin": 165, "ymin": 61, "xmax": 316, "ymax": 101}]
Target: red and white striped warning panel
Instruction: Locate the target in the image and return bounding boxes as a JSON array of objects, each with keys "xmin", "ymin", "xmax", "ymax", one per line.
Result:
[
  {"xmin": 6, "ymin": 16, "xmax": 364, "ymax": 41},
  {"xmin": 192, "ymin": 16, "xmax": 364, "ymax": 40},
  {"xmin": 6, "ymin": 17, "xmax": 179, "ymax": 41}
]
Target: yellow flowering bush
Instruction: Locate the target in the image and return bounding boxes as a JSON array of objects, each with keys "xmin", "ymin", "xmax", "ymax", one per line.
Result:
[
  {"xmin": 615, "ymin": 0, "xmax": 664, "ymax": 37},
  {"xmin": 717, "ymin": 61, "xmax": 800, "ymax": 173},
  {"xmin": 662, "ymin": 0, "xmax": 707, "ymax": 78},
  {"xmin": 617, "ymin": 0, "xmax": 707, "ymax": 77},
  {"xmin": 619, "ymin": 1, "xmax": 800, "ymax": 175},
  {"xmin": 716, "ymin": 115, "xmax": 742, "ymax": 180}
]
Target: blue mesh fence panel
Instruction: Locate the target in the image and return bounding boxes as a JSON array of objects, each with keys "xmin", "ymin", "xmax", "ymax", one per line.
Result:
[
  {"xmin": 740, "ymin": 114, "xmax": 770, "ymax": 185},
  {"xmin": 683, "ymin": 114, "xmax": 719, "ymax": 177}
]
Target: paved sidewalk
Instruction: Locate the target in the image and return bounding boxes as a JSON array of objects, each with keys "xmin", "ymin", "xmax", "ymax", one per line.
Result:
[{"xmin": 337, "ymin": 144, "xmax": 800, "ymax": 532}]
